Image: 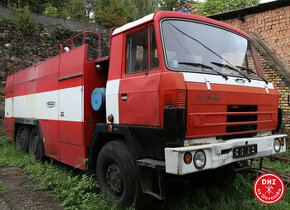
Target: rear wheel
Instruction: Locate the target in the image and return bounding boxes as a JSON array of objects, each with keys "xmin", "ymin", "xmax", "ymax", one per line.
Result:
[
  {"xmin": 15, "ymin": 125, "xmax": 30, "ymax": 151},
  {"xmin": 96, "ymin": 141, "xmax": 141, "ymax": 207},
  {"xmin": 28, "ymin": 127, "xmax": 45, "ymax": 161}
]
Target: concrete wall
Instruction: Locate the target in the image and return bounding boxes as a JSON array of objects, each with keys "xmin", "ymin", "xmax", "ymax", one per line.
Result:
[{"xmin": 0, "ymin": 6, "xmax": 110, "ymax": 34}]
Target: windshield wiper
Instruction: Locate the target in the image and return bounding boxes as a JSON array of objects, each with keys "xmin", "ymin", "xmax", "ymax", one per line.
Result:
[
  {"xmin": 211, "ymin": 62, "xmax": 251, "ymax": 82},
  {"xmin": 168, "ymin": 22, "xmax": 252, "ymax": 83},
  {"xmin": 179, "ymin": 62, "xmax": 228, "ymax": 80},
  {"xmin": 236, "ymin": 66, "xmax": 268, "ymax": 84}
]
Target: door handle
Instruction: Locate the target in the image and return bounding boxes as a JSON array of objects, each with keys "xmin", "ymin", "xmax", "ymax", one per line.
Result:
[{"xmin": 121, "ymin": 93, "xmax": 127, "ymax": 101}]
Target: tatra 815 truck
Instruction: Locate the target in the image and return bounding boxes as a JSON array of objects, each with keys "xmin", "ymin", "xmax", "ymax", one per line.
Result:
[{"xmin": 4, "ymin": 4, "xmax": 287, "ymax": 207}]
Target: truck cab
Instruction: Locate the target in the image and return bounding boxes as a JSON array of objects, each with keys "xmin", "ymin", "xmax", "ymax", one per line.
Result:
[
  {"xmin": 106, "ymin": 10, "xmax": 286, "ymax": 163},
  {"xmin": 95, "ymin": 8, "xmax": 287, "ymax": 204}
]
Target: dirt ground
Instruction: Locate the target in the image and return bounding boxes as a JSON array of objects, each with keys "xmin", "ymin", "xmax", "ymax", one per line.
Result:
[{"xmin": 0, "ymin": 167, "xmax": 62, "ymax": 210}]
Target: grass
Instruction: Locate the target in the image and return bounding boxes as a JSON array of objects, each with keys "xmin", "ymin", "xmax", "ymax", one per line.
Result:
[
  {"xmin": 160, "ymin": 172, "xmax": 290, "ymax": 210},
  {"xmin": 263, "ymin": 157, "xmax": 290, "ymax": 174},
  {"xmin": 0, "ymin": 135, "xmax": 289, "ymax": 209},
  {"xmin": 0, "ymin": 181, "xmax": 5, "ymax": 195},
  {"xmin": 0, "ymin": 135, "xmax": 118, "ymax": 209},
  {"xmin": 278, "ymin": 149, "xmax": 290, "ymax": 158}
]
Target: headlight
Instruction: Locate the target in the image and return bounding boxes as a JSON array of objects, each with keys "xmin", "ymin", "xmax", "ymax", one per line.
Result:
[
  {"xmin": 273, "ymin": 138, "xmax": 281, "ymax": 153},
  {"xmin": 194, "ymin": 150, "xmax": 206, "ymax": 169}
]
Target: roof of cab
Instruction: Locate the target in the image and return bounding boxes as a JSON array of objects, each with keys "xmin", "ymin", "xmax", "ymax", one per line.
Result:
[
  {"xmin": 112, "ymin": 13, "xmax": 154, "ymax": 36},
  {"xmin": 112, "ymin": 10, "xmax": 252, "ymax": 40}
]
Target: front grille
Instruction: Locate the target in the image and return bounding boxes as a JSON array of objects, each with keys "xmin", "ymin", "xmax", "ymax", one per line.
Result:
[
  {"xmin": 226, "ymin": 105, "xmax": 258, "ymax": 133},
  {"xmin": 227, "ymin": 105, "xmax": 257, "ymax": 112},
  {"xmin": 226, "ymin": 124, "xmax": 257, "ymax": 133},
  {"xmin": 227, "ymin": 115, "xmax": 257, "ymax": 122}
]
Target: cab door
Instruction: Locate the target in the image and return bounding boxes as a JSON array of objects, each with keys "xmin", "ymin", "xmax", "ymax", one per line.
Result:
[{"xmin": 119, "ymin": 25, "xmax": 161, "ymax": 126}]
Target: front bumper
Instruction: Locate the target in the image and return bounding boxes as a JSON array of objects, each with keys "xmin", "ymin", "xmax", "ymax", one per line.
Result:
[{"xmin": 165, "ymin": 134, "xmax": 287, "ymax": 175}]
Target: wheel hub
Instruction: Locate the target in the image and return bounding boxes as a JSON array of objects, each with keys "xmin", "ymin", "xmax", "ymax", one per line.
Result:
[{"xmin": 105, "ymin": 164, "xmax": 123, "ymax": 196}]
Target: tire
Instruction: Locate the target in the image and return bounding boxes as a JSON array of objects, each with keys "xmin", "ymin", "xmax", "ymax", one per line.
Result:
[
  {"xmin": 15, "ymin": 125, "xmax": 30, "ymax": 151},
  {"xmin": 28, "ymin": 127, "xmax": 45, "ymax": 161},
  {"xmin": 96, "ymin": 141, "xmax": 141, "ymax": 207}
]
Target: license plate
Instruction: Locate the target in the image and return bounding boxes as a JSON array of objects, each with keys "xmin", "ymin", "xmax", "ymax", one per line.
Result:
[{"xmin": 233, "ymin": 144, "xmax": 257, "ymax": 158}]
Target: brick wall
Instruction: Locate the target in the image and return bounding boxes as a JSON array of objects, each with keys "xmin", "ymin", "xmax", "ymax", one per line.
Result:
[
  {"xmin": 220, "ymin": 6, "xmax": 289, "ymax": 67},
  {"xmin": 214, "ymin": 6, "xmax": 290, "ymax": 135},
  {"xmin": 258, "ymin": 52, "xmax": 290, "ymax": 134}
]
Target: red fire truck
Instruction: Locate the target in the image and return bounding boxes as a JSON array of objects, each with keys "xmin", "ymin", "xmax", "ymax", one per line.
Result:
[{"xmin": 4, "ymin": 4, "xmax": 287, "ymax": 207}]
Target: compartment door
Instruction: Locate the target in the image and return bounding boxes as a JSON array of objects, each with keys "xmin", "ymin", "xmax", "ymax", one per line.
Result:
[{"xmin": 58, "ymin": 45, "xmax": 86, "ymax": 167}]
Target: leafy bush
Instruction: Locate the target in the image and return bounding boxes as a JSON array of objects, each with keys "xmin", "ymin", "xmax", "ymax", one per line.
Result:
[
  {"xmin": 64, "ymin": 0, "xmax": 89, "ymax": 21},
  {"xmin": 44, "ymin": 3, "xmax": 58, "ymax": 17},
  {"xmin": 96, "ymin": 0, "xmax": 128, "ymax": 27},
  {"xmin": 12, "ymin": 7, "xmax": 37, "ymax": 35}
]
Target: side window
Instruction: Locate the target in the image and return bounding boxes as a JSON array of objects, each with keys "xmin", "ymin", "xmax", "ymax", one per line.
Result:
[
  {"xmin": 126, "ymin": 28, "xmax": 148, "ymax": 74},
  {"xmin": 150, "ymin": 26, "xmax": 159, "ymax": 69}
]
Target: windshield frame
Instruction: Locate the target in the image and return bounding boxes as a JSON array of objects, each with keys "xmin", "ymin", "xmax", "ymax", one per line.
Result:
[{"xmin": 159, "ymin": 18, "xmax": 265, "ymax": 80}]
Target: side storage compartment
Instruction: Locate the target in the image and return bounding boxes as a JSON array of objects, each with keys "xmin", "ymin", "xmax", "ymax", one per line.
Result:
[{"xmin": 58, "ymin": 45, "xmax": 86, "ymax": 167}]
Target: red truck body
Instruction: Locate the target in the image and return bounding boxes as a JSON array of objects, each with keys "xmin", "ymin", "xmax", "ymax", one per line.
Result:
[
  {"xmin": 5, "ymin": 37, "xmax": 107, "ymax": 166},
  {"xmin": 4, "ymin": 8, "xmax": 287, "ymax": 206}
]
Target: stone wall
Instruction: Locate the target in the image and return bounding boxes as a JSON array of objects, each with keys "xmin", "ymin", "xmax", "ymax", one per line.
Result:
[
  {"xmin": 0, "ymin": 15, "xmax": 109, "ymax": 135},
  {"xmin": 209, "ymin": 2, "xmax": 290, "ymax": 135}
]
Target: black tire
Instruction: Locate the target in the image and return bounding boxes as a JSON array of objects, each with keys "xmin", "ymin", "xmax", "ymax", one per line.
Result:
[
  {"xmin": 15, "ymin": 125, "xmax": 30, "ymax": 151},
  {"xmin": 96, "ymin": 141, "xmax": 141, "ymax": 207},
  {"xmin": 28, "ymin": 127, "xmax": 45, "ymax": 161}
]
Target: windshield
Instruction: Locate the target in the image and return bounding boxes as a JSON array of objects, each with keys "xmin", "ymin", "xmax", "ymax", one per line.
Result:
[{"xmin": 161, "ymin": 19, "xmax": 264, "ymax": 79}]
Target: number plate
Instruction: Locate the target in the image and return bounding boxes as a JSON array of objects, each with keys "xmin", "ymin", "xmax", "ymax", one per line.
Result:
[{"xmin": 233, "ymin": 144, "xmax": 257, "ymax": 158}]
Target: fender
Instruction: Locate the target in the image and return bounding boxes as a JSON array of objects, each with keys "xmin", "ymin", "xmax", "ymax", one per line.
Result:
[{"xmin": 88, "ymin": 107, "xmax": 186, "ymax": 173}]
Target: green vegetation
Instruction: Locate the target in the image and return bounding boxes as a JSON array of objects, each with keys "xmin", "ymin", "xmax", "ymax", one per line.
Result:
[
  {"xmin": 159, "ymin": 0, "xmax": 191, "ymax": 11},
  {"xmin": 197, "ymin": 0, "xmax": 260, "ymax": 16},
  {"xmin": 95, "ymin": 0, "xmax": 128, "ymax": 27},
  {"xmin": 156, "ymin": 0, "xmax": 260, "ymax": 15},
  {"xmin": 0, "ymin": 134, "xmax": 289, "ymax": 209},
  {"xmin": 11, "ymin": 6, "xmax": 37, "ymax": 35},
  {"xmin": 161, "ymin": 173, "xmax": 289, "ymax": 209},
  {"xmin": 1, "ymin": 0, "xmax": 69, "ymax": 17},
  {"xmin": 64, "ymin": 0, "xmax": 90, "ymax": 22},
  {"xmin": 263, "ymin": 156, "xmax": 290, "ymax": 174},
  {"xmin": 279, "ymin": 149, "xmax": 290, "ymax": 158},
  {"xmin": 1, "ymin": 0, "xmax": 261, "ymax": 27},
  {"xmin": 43, "ymin": 3, "xmax": 58, "ymax": 17},
  {"xmin": 0, "ymin": 135, "xmax": 117, "ymax": 209},
  {"xmin": 0, "ymin": 181, "xmax": 5, "ymax": 195}
]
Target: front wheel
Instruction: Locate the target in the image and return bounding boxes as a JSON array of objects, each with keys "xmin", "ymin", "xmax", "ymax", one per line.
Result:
[
  {"xmin": 28, "ymin": 127, "xmax": 45, "ymax": 161},
  {"xmin": 96, "ymin": 141, "xmax": 141, "ymax": 207}
]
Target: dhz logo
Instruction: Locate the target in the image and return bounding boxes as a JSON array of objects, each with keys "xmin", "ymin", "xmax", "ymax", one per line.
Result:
[
  {"xmin": 197, "ymin": 94, "xmax": 220, "ymax": 101},
  {"xmin": 46, "ymin": 101, "xmax": 56, "ymax": 108},
  {"xmin": 254, "ymin": 173, "xmax": 285, "ymax": 204}
]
